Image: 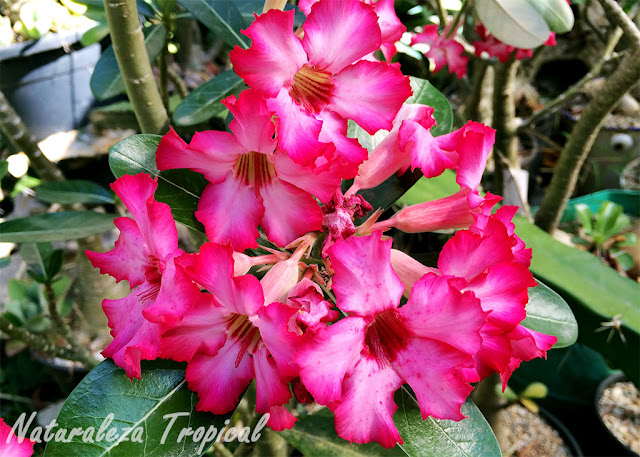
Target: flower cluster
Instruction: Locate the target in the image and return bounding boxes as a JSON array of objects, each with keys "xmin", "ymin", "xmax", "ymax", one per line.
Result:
[{"xmin": 88, "ymin": 0, "xmax": 556, "ymax": 448}]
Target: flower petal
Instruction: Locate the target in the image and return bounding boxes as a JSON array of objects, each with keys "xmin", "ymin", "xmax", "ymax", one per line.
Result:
[
  {"xmin": 331, "ymin": 61, "xmax": 411, "ymax": 134},
  {"xmin": 395, "ymin": 338, "xmax": 475, "ymax": 420},
  {"xmin": 196, "ymin": 175, "xmax": 264, "ymax": 251},
  {"xmin": 333, "ymin": 355, "xmax": 404, "ymax": 448},
  {"xmin": 253, "ymin": 345, "xmax": 293, "ymax": 414},
  {"xmin": 267, "ymin": 405, "xmax": 298, "ymax": 431},
  {"xmin": 229, "ymin": 9, "xmax": 306, "ymax": 97},
  {"xmin": 86, "ymin": 217, "xmax": 151, "ymax": 288},
  {"xmin": 255, "ymin": 301, "xmax": 301, "ymax": 379},
  {"xmin": 259, "ymin": 179, "xmax": 323, "ymax": 247},
  {"xmin": 0, "ymin": 418, "xmax": 35, "ymax": 457},
  {"xmin": 186, "ymin": 337, "xmax": 255, "ymax": 414},
  {"xmin": 317, "ymin": 110, "xmax": 368, "ymax": 178},
  {"xmin": 328, "ymin": 231, "xmax": 404, "ymax": 316},
  {"xmin": 295, "ymin": 316, "xmax": 366, "ymax": 405},
  {"xmin": 156, "ymin": 127, "xmax": 240, "ymax": 183},
  {"xmin": 302, "ymin": 0, "xmax": 381, "ymax": 74},
  {"xmin": 223, "ymin": 90, "xmax": 277, "ymax": 155},
  {"xmin": 400, "ymin": 273, "xmax": 485, "ymax": 355}
]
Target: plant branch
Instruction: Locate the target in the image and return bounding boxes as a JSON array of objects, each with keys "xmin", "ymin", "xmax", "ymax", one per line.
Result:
[
  {"xmin": 465, "ymin": 59, "xmax": 489, "ymax": 122},
  {"xmin": 446, "ymin": 0, "xmax": 473, "ymax": 38},
  {"xmin": 167, "ymin": 66, "xmax": 190, "ymax": 99},
  {"xmin": 535, "ymin": 0, "xmax": 640, "ymax": 232},
  {"xmin": 434, "ymin": 0, "xmax": 448, "ymax": 28},
  {"xmin": 44, "ymin": 282, "xmax": 98, "ymax": 368},
  {"xmin": 103, "ymin": 0, "xmax": 169, "ymax": 134},
  {"xmin": 0, "ymin": 90, "xmax": 65, "ymax": 182},
  {"xmin": 492, "ymin": 54, "xmax": 519, "ymax": 195},
  {"xmin": 0, "ymin": 316, "xmax": 79, "ymax": 361}
]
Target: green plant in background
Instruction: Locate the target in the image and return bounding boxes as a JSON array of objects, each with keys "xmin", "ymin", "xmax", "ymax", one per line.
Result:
[
  {"xmin": 573, "ymin": 201, "xmax": 638, "ymax": 272},
  {"xmin": 499, "ymin": 382, "xmax": 549, "ymax": 414}
]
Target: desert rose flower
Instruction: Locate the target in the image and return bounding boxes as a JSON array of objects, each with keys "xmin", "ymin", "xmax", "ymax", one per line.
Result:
[
  {"xmin": 474, "ymin": 24, "xmax": 557, "ymax": 62},
  {"xmin": 295, "ymin": 232, "xmax": 486, "ymax": 447},
  {"xmin": 156, "ymin": 89, "xmax": 343, "ymax": 251},
  {"xmin": 229, "ymin": 0, "xmax": 411, "ymax": 166},
  {"xmin": 412, "ymin": 25, "xmax": 469, "ymax": 78},
  {"xmin": 157, "ymin": 242, "xmax": 304, "ymax": 430},
  {"xmin": 86, "ymin": 173, "xmax": 201, "ymax": 379}
]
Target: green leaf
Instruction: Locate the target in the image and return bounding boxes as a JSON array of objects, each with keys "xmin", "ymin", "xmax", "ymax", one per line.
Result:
[
  {"xmin": 514, "ymin": 216, "xmax": 640, "ymax": 385},
  {"xmin": 574, "ymin": 203, "xmax": 593, "ymax": 235},
  {"xmin": 406, "ymin": 77, "xmax": 453, "ymax": 137},
  {"xmin": 109, "ymin": 135, "xmax": 207, "ymax": 232},
  {"xmin": 90, "ymin": 24, "xmax": 168, "ymax": 101},
  {"xmin": 176, "ymin": 0, "xmax": 249, "ymax": 48},
  {"xmin": 21, "ymin": 243, "xmax": 63, "ymax": 282},
  {"xmin": 279, "ymin": 411, "xmax": 405, "ymax": 456},
  {"xmin": 81, "ymin": 23, "xmax": 110, "ymax": 47},
  {"xmin": 395, "ymin": 388, "xmax": 501, "ymax": 457},
  {"xmin": 475, "ymin": 0, "xmax": 550, "ymax": 49},
  {"xmin": 0, "ymin": 160, "xmax": 8, "ymax": 180},
  {"xmin": 0, "ymin": 212, "xmax": 116, "ymax": 243},
  {"xmin": 523, "ymin": 0, "xmax": 574, "ymax": 33},
  {"xmin": 521, "ymin": 279, "xmax": 578, "ymax": 348},
  {"xmin": 35, "ymin": 180, "xmax": 114, "ymax": 205},
  {"xmin": 44, "ymin": 359, "xmax": 231, "ymax": 456},
  {"xmin": 397, "ymin": 170, "xmax": 459, "ymax": 207},
  {"xmin": 173, "ymin": 71, "xmax": 246, "ymax": 126},
  {"xmin": 0, "ymin": 257, "xmax": 10, "ymax": 268}
]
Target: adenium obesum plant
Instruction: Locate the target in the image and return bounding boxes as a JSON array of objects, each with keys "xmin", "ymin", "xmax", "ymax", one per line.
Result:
[{"xmin": 87, "ymin": 0, "xmax": 556, "ymax": 448}]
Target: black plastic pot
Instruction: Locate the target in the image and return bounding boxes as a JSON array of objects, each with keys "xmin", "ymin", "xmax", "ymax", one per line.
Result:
[
  {"xmin": 539, "ymin": 406, "xmax": 584, "ymax": 457},
  {"xmin": 595, "ymin": 373, "xmax": 638, "ymax": 457},
  {"xmin": 0, "ymin": 26, "xmax": 100, "ymax": 141}
]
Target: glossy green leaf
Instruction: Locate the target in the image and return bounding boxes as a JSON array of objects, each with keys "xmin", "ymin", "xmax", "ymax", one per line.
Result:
[
  {"xmin": 176, "ymin": 0, "xmax": 248, "ymax": 48},
  {"xmin": 35, "ymin": 180, "xmax": 114, "ymax": 205},
  {"xmin": 81, "ymin": 23, "xmax": 110, "ymax": 47},
  {"xmin": 90, "ymin": 24, "xmax": 167, "ymax": 101},
  {"xmin": 574, "ymin": 203, "xmax": 593, "ymax": 235},
  {"xmin": 45, "ymin": 359, "xmax": 231, "ymax": 456},
  {"xmin": 521, "ymin": 279, "xmax": 578, "ymax": 348},
  {"xmin": 475, "ymin": 0, "xmax": 550, "ymax": 49},
  {"xmin": 109, "ymin": 135, "xmax": 207, "ymax": 232},
  {"xmin": 397, "ymin": 170, "xmax": 458, "ymax": 207},
  {"xmin": 21, "ymin": 243, "xmax": 63, "ymax": 283},
  {"xmin": 0, "ymin": 212, "xmax": 116, "ymax": 243},
  {"xmin": 395, "ymin": 388, "xmax": 501, "ymax": 457},
  {"xmin": 514, "ymin": 216, "xmax": 640, "ymax": 385},
  {"xmin": 524, "ymin": 0, "xmax": 574, "ymax": 33},
  {"xmin": 279, "ymin": 411, "xmax": 404, "ymax": 456},
  {"xmin": 406, "ymin": 77, "xmax": 453, "ymax": 137},
  {"xmin": 173, "ymin": 70, "xmax": 246, "ymax": 125}
]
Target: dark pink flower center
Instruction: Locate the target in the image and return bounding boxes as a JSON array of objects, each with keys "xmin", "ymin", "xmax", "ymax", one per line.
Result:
[
  {"xmin": 290, "ymin": 64, "xmax": 334, "ymax": 113},
  {"xmin": 226, "ymin": 313, "xmax": 262, "ymax": 367},
  {"xmin": 364, "ymin": 310, "xmax": 411, "ymax": 366},
  {"xmin": 233, "ymin": 151, "xmax": 276, "ymax": 191},
  {"xmin": 143, "ymin": 255, "xmax": 165, "ymax": 284}
]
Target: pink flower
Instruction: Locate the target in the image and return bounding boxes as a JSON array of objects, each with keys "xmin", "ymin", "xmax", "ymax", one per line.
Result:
[
  {"xmin": 295, "ymin": 232, "xmax": 486, "ymax": 448},
  {"xmin": 390, "ymin": 207, "xmax": 557, "ymax": 387},
  {"xmin": 86, "ymin": 173, "xmax": 200, "ymax": 379},
  {"xmin": 473, "ymin": 24, "xmax": 556, "ymax": 63},
  {"xmin": 321, "ymin": 188, "xmax": 372, "ymax": 256},
  {"xmin": 0, "ymin": 418, "xmax": 34, "ymax": 457},
  {"xmin": 299, "ymin": 0, "xmax": 405, "ymax": 62},
  {"xmin": 158, "ymin": 242, "xmax": 303, "ymax": 430},
  {"xmin": 412, "ymin": 25, "xmax": 469, "ymax": 77},
  {"xmin": 229, "ymin": 0, "xmax": 411, "ymax": 166},
  {"xmin": 156, "ymin": 89, "xmax": 343, "ymax": 251}
]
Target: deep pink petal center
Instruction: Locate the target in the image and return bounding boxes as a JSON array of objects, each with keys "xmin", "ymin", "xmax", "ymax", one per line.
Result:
[
  {"xmin": 233, "ymin": 151, "xmax": 277, "ymax": 191},
  {"xmin": 289, "ymin": 64, "xmax": 335, "ymax": 113},
  {"xmin": 226, "ymin": 313, "xmax": 262, "ymax": 367},
  {"xmin": 365, "ymin": 309, "xmax": 410, "ymax": 365}
]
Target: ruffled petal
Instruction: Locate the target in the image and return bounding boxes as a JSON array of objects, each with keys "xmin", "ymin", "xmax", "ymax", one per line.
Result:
[
  {"xmin": 295, "ymin": 316, "xmax": 366, "ymax": 405},
  {"xmin": 331, "ymin": 61, "xmax": 411, "ymax": 134},
  {"xmin": 400, "ymin": 273, "xmax": 485, "ymax": 355},
  {"xmin": 399, "ymin": 120, "xmax": 456, "ymax": 177},
  {"xmin": 253, "ymin": 345, "xmax": 293, "ymax": 414},
  {"xmin": 255, "ymin": 301, "xmax": 301, "ymax": 379},
  {"xmin": 267, "ymin": 88, "xmax": 328, "ymax": 166},
  {"xmin": 156, "ymin": 127, "xmax": 240, "ymax": 183},
  {"xmin": 157, "ymin": 294, "xmax": 228, "ymax": 362},
  {"xmin": 328, "ymin": 231, "xmax": 404, "ymax": 316},
  {"xmin": 186, "ymin": 337, "xmax": 255, "ymax": 414},
  {"xmin": 182, "ymin": 243, "xmax": 265, "ymax": 316},
  {"xmin": 372, "ymin": 0, "xmax": 405, "ymax": 61},
  {"xmin": 333, "ymin": 355, "xmax": 404, "ymax": 448},
  {"xmin": 259, "ymin": 179, "xmax": 323, "ymax": 247},
  {"xmin": 223, "ymin": 90, "xmax": 277, "ymax": 155},
  {"xmin": 101, "ymin": 285, "xmax": 162, "ymax": 379},
  {"xmin": 111, "ymin": 173, "xmax": 178, "ymax": 261},
  {"xmin": 229, "ymin": 9, "xmax": 306, "ymax": 97},
  {"xmin": 317, "ymin": 110, "xmax": 368, "ymax": 178},
  {"xmin": 302, "ymin": 0, "xmax": 381, "ymax": 74},
  {"xmin": 86, "ymin": 217, "xmax": 151, "ymax": 288},
  {"xmin": 196, "ymin": 176, "xmax": 264, "ymax": 251},
  {"xmin": 395, "ymin": 338, "xmax": 475, "ymax": 420},
  {"xmin": 271, "ymin": 149, "xmax": 342, "ymax": 203}
]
